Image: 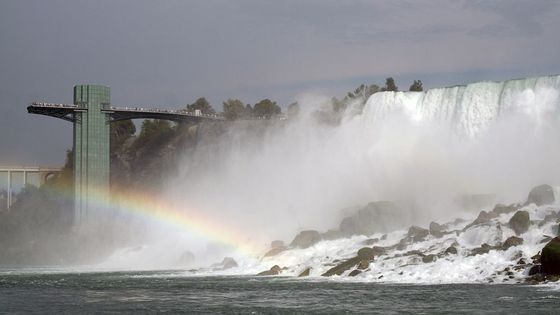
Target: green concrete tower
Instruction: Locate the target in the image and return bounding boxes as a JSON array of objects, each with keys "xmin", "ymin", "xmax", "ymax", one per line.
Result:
[{"xmin": 73, "ymin": 85, "xmax": 111, "ymax": 225}]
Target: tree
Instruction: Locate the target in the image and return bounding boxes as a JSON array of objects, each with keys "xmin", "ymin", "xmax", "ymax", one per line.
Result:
[
  {"xmin": 287, "ymin": 102, "xmax": 300, "ymax": 117},
  {"xmin": 409, "ymin": 80, "xmax": 423, "ymax": 92},
  {"xmin": 253, "ymin": 99, "xmax": 281, "ymax": 118},
  {"xmin": 186, "ymin": 97, "xmax": 216, "ymax": 115},
  {"xmin": 110, "ymin": 120, "xmax": 136, "ymax": 154},
  {"xmin": 347, "ymin": 84, "xmax": 380, "ymax": 100},
  {"xmin": 381, "ymin": 77, "xmax": 398, "ymax": 92},
  {"xmin": 222, "ymin": 99, "xmax": 247, "ymax": 120}
]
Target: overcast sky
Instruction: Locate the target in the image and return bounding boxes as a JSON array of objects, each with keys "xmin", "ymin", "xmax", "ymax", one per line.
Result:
[{"xmin": 1, "ymin": 0, "xmax": 560, "ymax": 166}]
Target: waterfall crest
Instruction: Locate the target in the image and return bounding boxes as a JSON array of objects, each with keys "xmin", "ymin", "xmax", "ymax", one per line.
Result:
[{"xmin": 363, "ymin": 75, "xmax": 560, "ymax": 137}]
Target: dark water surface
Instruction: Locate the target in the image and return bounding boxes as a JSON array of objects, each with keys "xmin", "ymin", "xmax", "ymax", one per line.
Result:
[{"xmin": 0, "ymin": 270, "xmax": 559, "ymax": 314}]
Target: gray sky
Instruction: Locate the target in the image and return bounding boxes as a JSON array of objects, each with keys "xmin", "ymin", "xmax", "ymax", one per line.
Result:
[{"xmin": 1, "ymin": 0, "xmax": 560, "ymax": 166}]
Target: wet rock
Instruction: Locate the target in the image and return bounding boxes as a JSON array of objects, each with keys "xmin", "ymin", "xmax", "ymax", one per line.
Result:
[
  {"xmin": 540, "ymin": 235, "xmax": 553, "ymax": 244},
  {"xmin": 371, "ymin": 246, "xmax": 387, "ymax": 256},
  {"xmin": 469, "ymin": 243, "xmax": 492, "ymax": 256},
  {"xmin": 422, "ymin": 254, "xmax": 437, "ymax": 263},
  {"xmin": 406, "ymin": 226, "xmax": 430, "ymax": 243},
  {"xmin": 349, "ymin": 270, "xmax": 362, "ymax": 277},
  {"xmin": 491, "ymin": 204, "xmax": 519, "ymax": 216},
  {"xmin": 525, "ymin": 184, "xmax": 555, "ymax": 206},
  {"xmin": 429, "ymin": 222, "xmax": 445, "ymax": 238},
  {"xmin": 517, "ymin": 258, "xmax": 526, "ymax": 265},
  {"xmin": 357, "ymin": 247, "xmax": 375, "ymax": 260},
  {"xmin": 528, "ymin": 264, "xmax": 541, "ymax": 276},
  {"xmin": 213, "ymin": 257, "xmax": 238, "ymax": 270},
  {"xmin": 290, "ymin": 230, "xmax": 321, "ymax": 249},
  {"xmin": 321, "ymin": 229, "xmax": 344, "ymax": 241},
  {"xmin": 444, "ymin": 246, "xmax": 458, "ymax": 255},
  {"xmin": 464, "ymin": 211, "xmax": 498, "ymax": 230},
  {"xmin": 322, "ymin": 247, "xmax": 375, "ymax": 277},
  {"xmin": 541, "ymin": 237, "xmax": 560, "ymax": 275},
  {"xmin": 298, "ymin": 267, "xmax": 311, "ymax": 277},
  {"xmin": 509, "ymin": 211, "xmax": 530, "ymax": 235},
  {"xmin": 271, "ymin": 240, "xmax": 284, "ymax": 249},
  {"xmin": 264, "ymin": 246, "xmax": 288, "ymax": 257},
  {"xmin": 339, "ymin": 201, "xmax": 405, "ymax": 236},
  {"xmin": 257, "ymin": 265, "xmax": 282, "ymax": 276},
  {"xmin": 502, "ymin": 236, "xmax": 523, "ymax": 250},
  {"xmin": 321, "ymin": 257, "xmax": 361, "ymax": 277},
  {"xmin": 532, "ymin": 252, "xmax": 541, "ymax": 264},
  {"xmin": 357, "ymin": 260, "xmax": 370, "ymax": 270}
]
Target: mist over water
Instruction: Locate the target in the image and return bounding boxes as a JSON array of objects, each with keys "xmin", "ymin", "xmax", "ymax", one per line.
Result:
[{"xmin": 101, "ymin": 75, "xmax": 560, "ymax": 269}]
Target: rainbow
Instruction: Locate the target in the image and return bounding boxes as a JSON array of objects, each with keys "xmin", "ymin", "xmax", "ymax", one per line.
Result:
[{"xmin": 46, "ymin": 183, "xmax": 265, "ymax": 257}]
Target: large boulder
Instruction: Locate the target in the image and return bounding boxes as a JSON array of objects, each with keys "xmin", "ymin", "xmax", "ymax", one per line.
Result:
[
  {"xmin": 464, "ymin": 210, "xmax": 498, "ymax": 230},
  {"xmin": 290, "ymin": 230, "xmax": 321, "ymax": 249},
  {"xmin": 212, "ymin": 257, "xmax": 238, "ymax": 270},
  {"xmin": 264, "ymin": 240, "xmax": 288, "ymax": 257},
  {"xmin": 257, "ymin": 265, "xmax": 282, "ymax": 276},
  {"xmin": 501, "ymin": 236, "xmax": 523, "ymax": 250},
  {"xmin": 322, "ymin": 247, "xmax": 375, "ymax": 277},
  {"xmin": 491, "ymin": 204, "xmax": 519, "ymax": 216},
  {"xmin": 526, "ymin": 184, "xmax": 555, "ymax": 206},
  {"xmin": 509, "ymin": 211, "xmax": 530, "ymax": 235},
  {"xmin": 541, "ymin": 237, "xmax": 560, "ymax": 275},
  {"xmin": 406, "ymin": 226, "xmax": 430, "ymax": 243},
  {"xmin": 339, "ymin": 201, "xmax": 405, "ymax": 237},
  {"xmin": 429, "ymin": 222, "xmax": 445, "ymax": 238},
  {"xmin": 298, "ymin": 267, "xmax": 311, "ymax": 277}
]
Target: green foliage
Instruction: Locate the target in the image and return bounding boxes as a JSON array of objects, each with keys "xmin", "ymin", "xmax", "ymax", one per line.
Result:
[
  {"xmin": 347, "ymin": 84, "xmax": 380, "ymax": 100},
  {"xmin": 133, "ymin": 120, "xmax": 175, "ymax": 154},
  {"xmin": 110, "ymin": 120, "xmax": 136, "ymax": 154},
  {"xmin": 287, "ymin": 102, "xmax": 300, "ymax": 117},
  {"xmin": 381, "ymin": 77, "xmax": 398, "ymax": 91},
  {"xmin": 223, "ymin": 99, "xmax": 248, "ymax": 120},
  {"xmin": 253, "ymin": 99, "xmax": 281, "ymax": 118},
  {"xmin": 186, "ymin": 97, "xmax": 216, "ymax": 115},
  {"xmin": 409, "ymin": 80, "xmax": 423, "ymax": 92}
]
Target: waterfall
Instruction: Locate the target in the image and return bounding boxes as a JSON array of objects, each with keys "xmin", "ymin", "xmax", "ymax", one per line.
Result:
[{"xmin": 363, "ymin": 75, "xmax": 560, "ymax": 137}]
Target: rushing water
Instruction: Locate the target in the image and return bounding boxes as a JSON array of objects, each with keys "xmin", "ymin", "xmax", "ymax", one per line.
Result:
[{"xmin": 0, "ymin": 271, "xmax": 559, "ymax": 314}]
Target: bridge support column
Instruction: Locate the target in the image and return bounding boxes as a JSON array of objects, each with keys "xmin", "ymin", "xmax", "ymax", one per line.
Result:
[{"xmin": 73, "ymin": 85, "xmax": 111, "ymax": 225}]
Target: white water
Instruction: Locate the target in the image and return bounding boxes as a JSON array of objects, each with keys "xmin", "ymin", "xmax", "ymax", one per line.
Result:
[{"xmin": 99, "ymin": 75, "xmax": 560, "ymax": 284}]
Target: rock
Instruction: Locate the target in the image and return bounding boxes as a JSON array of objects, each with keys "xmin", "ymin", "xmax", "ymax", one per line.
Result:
[
  {"xmin": 540, "ymin": 235, "xmax": 553, "ymax": 244},
  {"xmin": 491, "ymin": 204, "xmax": 519, "ymax": 216},
  {"xmin": 406, "ymin": 226, "xmax": 430, "ymax": 243},
  {"xmin": 509, "ymin": 211, "xmax": 530, "ymax": 235},
  {"xmin": 422, "ymin": 254, "xmax": 437, "ymax": 263},
  {"xmin": 464, "ymin": 211, "xmax": 498, "ymax": 230},
  {"xmin": 470, "ymin": 243, "xmax": 492, "ymax": 256},
  {"xmin": 526, "ymin": 184, "xmax": 555, "ymax": 206},
  {"xmin": 357, "ymin": 260, "xmax": 370, "ymax": 270},
  {"xmin": 517, "ymin": 258, "xmax": 526, "ymax": 265},
  {"xmin": 212, "ymin": 257, "xmax": 238, "ymax": 270},
  {"xmin": 348, "ymin": 270, "xmax": 362, "ymax": 277},
  {"xmin": 371, "ymin": 246, "xmax": 387, "ymax": 256},
  {"xmin": 502, "ymin": 236, "xmax": 524, "ymax": 250},
  {"xmin": 362, "ymin": 238, "xmax": 379, "ymax": 245},
  {"xmin": 321, "ymin": 229, "xmax": 344, "ymax": 241},
  {"xmin": 532, "ymin": 252, "xmax": 541, "ymax": 264},
  {"xmin": 298, "ymin": 267, "xmax": 311, "ymax": 277},
  {"xmin": 429, "ymin": 222, "xmax": 444, "ymax": 238},
  {"xmin": 528, "ymin": 264, "xmax": 541, "ymax": 276},
  {"xmin": 444, "ymin": 246, "xmax": 458, "ymax": 255},
  {"xmin": 322, "ymin": 257, "xmax": 361, "ymax": 277},
  {"xmin": 178, "ymin": 251, "xmax": 195, "ymax": 265},
  {"xmin": 264, "ymin": 246, "xmax": 288, "ymax": 257},
  {"xmin": 541, "ymin": 237, "xmax": 560, "ymax": 275},
  {"xmin": 290, "ymin": 230, "xmax": 321, "ymax": 249},
  {"xmin": 271, "ymin": 240, "xmax": 284, "ymax": 249},
  {"xmin": 357, "ymin": 247, "xmax": 375, "ymax": 260},
  {"xmin": 339, "ymin": 201, "xmax": 405, "ymax": 237},
  {"xmin": 257, "ymin": 265, "xmax": 282, "ymax": 276}
]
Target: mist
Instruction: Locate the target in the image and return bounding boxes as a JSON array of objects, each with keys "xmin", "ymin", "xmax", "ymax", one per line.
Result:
[{"xmin": 99, "ymin": 76, "xmax": 557, "ymax": 270}]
